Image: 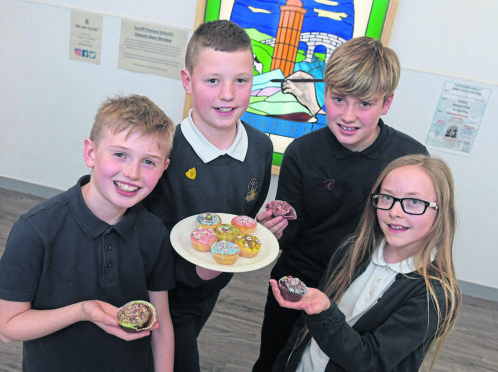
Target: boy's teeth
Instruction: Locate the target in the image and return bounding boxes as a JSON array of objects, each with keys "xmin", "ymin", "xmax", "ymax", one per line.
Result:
[
  {"xmin": 116, "ymin": 182, "xmax": 138, "ymax": 192},
  {"xmin": 218, "ymin": 107, "xmax": 233, "ymax": 112},
  {"xmin": 340, "ymin": 124, "xmax": 355, "ymax": 131}
]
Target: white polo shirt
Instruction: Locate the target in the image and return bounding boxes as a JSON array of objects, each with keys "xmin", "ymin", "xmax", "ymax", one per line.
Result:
[{"xmin": 181, "ymin": 110, "xmax": 248, "ymax": 163}]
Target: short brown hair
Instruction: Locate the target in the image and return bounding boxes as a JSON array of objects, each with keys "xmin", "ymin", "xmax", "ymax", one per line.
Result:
[
  {"xmin": 184, "ymin": 19, "xmax": 252, "ymax": 73},
  {"xmin": 324, "ymin": 36, "xmax": 400, "ymax": 101},
  {"xmin": 90, "ymin": 95, "xmax": 175, "ymax": 160}
]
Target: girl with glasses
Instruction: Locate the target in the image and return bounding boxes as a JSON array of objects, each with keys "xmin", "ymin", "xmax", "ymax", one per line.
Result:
[{"xmin": 271, "ymin": 154, "xmax": 461, "ymax": 372}]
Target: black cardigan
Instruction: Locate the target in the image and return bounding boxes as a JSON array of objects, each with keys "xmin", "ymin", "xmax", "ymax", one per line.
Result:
[{"xmin": 272, "ymin": 262, "xmax": 448, "ymax": 372}]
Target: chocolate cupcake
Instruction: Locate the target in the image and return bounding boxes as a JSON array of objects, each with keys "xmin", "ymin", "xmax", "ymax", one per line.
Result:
[
  {"xmin": 278, "ymin": 276, "xmax": 308, "ymax": 302},
  {"xmin": 116, "ymin": 300, "xmax": 156, "ymax": 333},
  {"xmin": 265, "ymin": 200, "xmax": 297, "ymax": 220}
]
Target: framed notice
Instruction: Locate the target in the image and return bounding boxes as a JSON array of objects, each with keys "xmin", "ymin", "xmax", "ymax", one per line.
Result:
[{"xmin": 195, "ymin": 0, "xmax": 398, "ymax": 169}]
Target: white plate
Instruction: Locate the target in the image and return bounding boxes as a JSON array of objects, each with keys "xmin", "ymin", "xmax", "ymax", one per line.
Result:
[{"xmin": 170, "ymin": 213, "xmax": 279, "ymax": 273}]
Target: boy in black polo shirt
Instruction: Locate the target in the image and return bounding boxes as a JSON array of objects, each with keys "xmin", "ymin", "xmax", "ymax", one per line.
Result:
[
  {"xmin": 253, "ymin": 36, "xmax": 430, "ymax": 371},
  {"xmin": 0, "ymin": 95, "xmax": 176, "ymax": 371}
]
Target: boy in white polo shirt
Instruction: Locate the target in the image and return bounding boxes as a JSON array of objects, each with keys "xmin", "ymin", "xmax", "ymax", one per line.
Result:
[{"xmin": 142, "ymin": 19, "xmax": 273, "ymax": 372}]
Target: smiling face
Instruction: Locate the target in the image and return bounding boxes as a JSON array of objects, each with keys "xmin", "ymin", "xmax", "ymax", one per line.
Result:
[
  {"xmin": 325, "ymin": 90, "xmax": 393, "ymax": 152},
  {"xmin": 181, "ymin": 47, "xmax": 253, "ymax": 146},
  {"xmin": 82, "ymin": 128, "xmax": 169, "ymax": 224},
  {"xmin": 376, "ymin": 165, "xmax": 438, "ymax": 262}
]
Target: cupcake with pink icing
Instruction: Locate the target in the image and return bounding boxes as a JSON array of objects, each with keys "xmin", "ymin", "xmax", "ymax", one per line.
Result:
[
  {"xmin": 231, "ymin": 215, "xmax": 257, "ymax": 234},
  {"xmin": 190, "ymin": 228, "xmax": 218, "ymax": 252}
]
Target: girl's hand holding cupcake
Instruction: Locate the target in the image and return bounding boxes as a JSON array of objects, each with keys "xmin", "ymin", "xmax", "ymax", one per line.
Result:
[{"xmin": 269, "ymin": 279, "xmax": 330, "ymax": 315}]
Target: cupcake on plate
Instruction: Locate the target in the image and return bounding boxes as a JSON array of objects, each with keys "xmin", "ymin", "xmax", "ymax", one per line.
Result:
[
  {"xmin": 196, "ymin": 213, "xmax": 221, "ymax": 229},
  {"xmin": 235, "ymin": 233, "xmax": 262, "ymax": 258},
  {"xmin": 211, "ymin": 241, "xmax": 240, "ymax": 265},
  {"xmin": 214, "ymin": 224, "xmax": 240, "ymax": 242},
  {"xmin": 190, "ymin": 228, "xmax": 218, "ymax": 252},
  {"xmin": 231, "ymin": 215, "xmax": 257, "ymax": 234}
]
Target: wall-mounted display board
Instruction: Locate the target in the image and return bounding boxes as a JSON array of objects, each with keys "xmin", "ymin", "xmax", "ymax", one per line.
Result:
[{"xmin": 196, "ymin": 0, "xmax": 398, "ymax": 170}]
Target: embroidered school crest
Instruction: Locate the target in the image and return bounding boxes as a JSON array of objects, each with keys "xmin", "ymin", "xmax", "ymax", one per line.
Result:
[
  {"xmin": 246, "ymin": 178, "xmax": 258, "ymax": 202},
  {"xmin": 324, "ymin": 179, "xmax": 335, "ymax": 191}
]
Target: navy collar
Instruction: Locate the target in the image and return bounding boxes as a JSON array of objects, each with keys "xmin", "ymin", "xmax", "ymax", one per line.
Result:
[{"xmin": 66, "ymin": 175, "xmax": 139, "ymax": 241}]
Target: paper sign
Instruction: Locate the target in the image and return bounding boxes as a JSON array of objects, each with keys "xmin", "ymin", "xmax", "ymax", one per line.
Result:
[
  {"xmin": 426, "ymin": 81, "xmax": 491, "ymax": 154},
  {"xmin": 118, "ymin": 19, "xmax": 188, "ymax": 80},
  {"xmin": 69, "ymin": 11, "xmax": 103, "ymax": 65}
]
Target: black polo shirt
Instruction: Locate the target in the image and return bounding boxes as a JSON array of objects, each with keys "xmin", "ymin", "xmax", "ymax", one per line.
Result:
[
  {"xmin": 274, "ymin": 120, "xmax": 429, "ymax": 286},
  {"xmin": 0, "ymin": 175, "xmax": 174, "ymax": 371}
]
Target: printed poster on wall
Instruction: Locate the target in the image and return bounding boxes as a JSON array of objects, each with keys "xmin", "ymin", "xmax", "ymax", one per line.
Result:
[
  {"xmin": 118, "ymin": 19, "xmax": 189, "ymax": 80},
  {"xmin": 426, "ymin": 81, "xmax": 491, "ymax": 154},
  {"xmin": 69, "ymin": 11, "xmax": 103, "ymax": 64}
]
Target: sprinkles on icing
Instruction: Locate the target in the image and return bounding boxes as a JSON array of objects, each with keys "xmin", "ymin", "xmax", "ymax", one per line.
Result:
[{"xmin": 211, "ymin": 241, "xmax": 239, "ymax": 255}]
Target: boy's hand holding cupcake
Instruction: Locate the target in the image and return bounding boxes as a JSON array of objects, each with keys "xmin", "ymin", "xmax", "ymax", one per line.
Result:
[{"xmin": 255, "ymin": 210, "xmax": 287, "ymax": 239}]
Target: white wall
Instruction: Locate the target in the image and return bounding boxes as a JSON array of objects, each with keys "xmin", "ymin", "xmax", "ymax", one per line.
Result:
[
  {"xmin": 1, "ymin": 0, "xmax": 497, "ymax": 294},
  {"xmin": 0, "ymin": 0, "xmax": 197, "ymax": 190},
  {"xmin": 384, "ymin": 0, "xmax": 498, "ymax": 292}
]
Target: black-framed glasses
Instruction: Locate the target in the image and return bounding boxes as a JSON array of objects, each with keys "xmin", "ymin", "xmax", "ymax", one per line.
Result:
[{"xmin": 370, "ymin": 193, "xmax": 438, "ymax": 215}]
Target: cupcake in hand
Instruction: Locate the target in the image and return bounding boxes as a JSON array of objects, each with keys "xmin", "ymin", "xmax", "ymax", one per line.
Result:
[
  {"xmin": 265, "ymin": 200, "xmax": 297, "ymax": 220},
  {"xmin": 116, "ymin": 300, "xmax": 157, "ymax": 333},
  {"xmin": 278, "ymin": 276, "xmax": 308, "ymax": 302}
]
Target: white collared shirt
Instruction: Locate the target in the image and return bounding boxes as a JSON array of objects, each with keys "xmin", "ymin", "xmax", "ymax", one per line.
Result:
[
  {"xmin": 297, "ymin": 240, "xmax": 434, "ymax": 372},
  {"xmin": 336, "ymin": 240, "xmax": 417, "ymax": 326},
  {"xmin": 180, "ymin": 110, "xmax": 248, "ymax": 163}
]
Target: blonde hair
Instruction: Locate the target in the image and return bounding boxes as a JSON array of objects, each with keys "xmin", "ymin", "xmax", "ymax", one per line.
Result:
[
  {"xmin": 90, "ymin": 94, "xmax": 175, "ymax": 160},
  {"xmin": 184, "ymin": 19, "xmax": 253, "ymax": 74},
  {"xmin": 302, "ymin": 155, "xmax": 461, "ymax": 370},
  {"xmin": 324, "ymin": 36, "xmax": 400, "ymax": 102}
]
